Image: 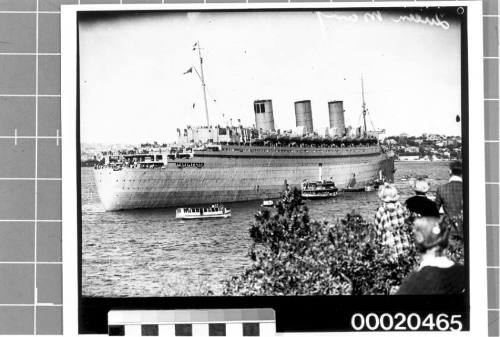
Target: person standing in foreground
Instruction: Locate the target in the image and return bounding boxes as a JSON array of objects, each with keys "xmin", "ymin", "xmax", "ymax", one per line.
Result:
[
  {"xmin": 396, "ymin": 197, "xmax": 465, "ymax": 294},
  {"xmin": 374, "ymin": 184, "xmax": 412, "ymax": 260},
  {"xmin": 435, "ymin": 160, "xmax": 463, "ymax": 237}
]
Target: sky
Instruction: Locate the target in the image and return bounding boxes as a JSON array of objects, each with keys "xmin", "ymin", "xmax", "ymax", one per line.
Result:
[{"xmin": 79, "ymin": 9, "xmax": 462, "ymax": 144}]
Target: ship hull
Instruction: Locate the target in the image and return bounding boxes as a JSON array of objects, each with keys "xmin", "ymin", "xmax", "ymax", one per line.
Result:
[{"xmin": 92, "ymin": 146, "xmax": 394, "ymax": 210}]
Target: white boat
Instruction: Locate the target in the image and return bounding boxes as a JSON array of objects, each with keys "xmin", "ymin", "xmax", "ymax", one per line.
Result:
[
  {"xmin": 301, "ymin": 180, "xmax": 338, "ymax": 199},
  {"xmin": 261, "ymin": 200, "xmax": 275, "ymax": 207},
  {"xmin": 175, "ymin": 204, "xmax": 231, "ymax": 219}
]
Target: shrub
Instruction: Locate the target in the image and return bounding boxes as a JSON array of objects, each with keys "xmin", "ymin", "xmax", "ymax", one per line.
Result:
[
  {"xmin": 223, "ymin": 189, "xmax": 419, "ymax": 296},
  {"xmin": 445, "ymin": 213, "xmax": 465, "ymax": 265}
]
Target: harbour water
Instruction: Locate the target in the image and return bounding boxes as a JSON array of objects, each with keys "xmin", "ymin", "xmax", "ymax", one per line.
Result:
[{"xmin": 82, "ymin": 161, "xmax": 452, "ymax": 297}]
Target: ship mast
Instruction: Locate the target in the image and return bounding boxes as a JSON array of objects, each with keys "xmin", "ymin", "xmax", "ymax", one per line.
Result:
[
  {"xmin": 194, "ymin": 41, "xmax": 210, "ymax": 127},
  {"xmin": 361, "ymin": 77, "xmax": 367, "ymax": 137}
]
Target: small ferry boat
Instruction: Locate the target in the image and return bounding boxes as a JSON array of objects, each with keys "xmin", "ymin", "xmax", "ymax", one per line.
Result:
[
  {"xmin": 301, "ymin": 180, "xmax": 338, "ymax": 199},
  {"xmin": 175, "ymin": 204, "xmax": 231, "ymax": 219}
]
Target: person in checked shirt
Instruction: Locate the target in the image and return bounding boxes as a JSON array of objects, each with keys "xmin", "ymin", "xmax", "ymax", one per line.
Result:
[{"xmin": 374, "ymin": 183, "xmax": 412, "ymax": 259}]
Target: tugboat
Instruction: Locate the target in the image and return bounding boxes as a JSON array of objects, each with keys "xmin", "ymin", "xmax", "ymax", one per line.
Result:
[
  {"xmin": 341, "ymin": 173, "xmax": 382, "ymax": 192},
  {"xmin": 175, "ymin": 204, "xmax": 231, "ymax": 219},
  {"xmin": 341, "ymin": 173, "xmax": 365, "ymax": 192}
]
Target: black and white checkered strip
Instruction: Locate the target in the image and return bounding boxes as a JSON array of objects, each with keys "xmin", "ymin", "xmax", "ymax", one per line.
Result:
[{"xmin": 108, "ymin": 309, "xmax": 276, "ymax": 336}]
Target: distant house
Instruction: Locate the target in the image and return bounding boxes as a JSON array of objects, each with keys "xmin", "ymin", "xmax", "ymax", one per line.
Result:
[
  {"xmin": 427, "ymin": 134, "xmax": 444, "ymax": 141},
  {"xmin": 108, "ymin": 309, "xmax": 276, "ymax": 337},
  {"xmin": 406, "ymin": 146, "xmax": 419, "ymax": 153}
]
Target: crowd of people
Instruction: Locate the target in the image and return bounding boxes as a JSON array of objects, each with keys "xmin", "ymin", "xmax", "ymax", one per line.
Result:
[{"xmin": 373, "ymin": 160, "xmax": 465, "ymax": 295}]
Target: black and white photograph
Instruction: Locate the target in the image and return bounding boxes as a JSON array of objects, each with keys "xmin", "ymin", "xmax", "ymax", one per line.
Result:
[
  {"xmin": 68, "ymin": 3, "xmax": 478, "ymax": 332},
  {"xmin": 79, "ymin": 7, "xmax": 466, "ymax": 296}
]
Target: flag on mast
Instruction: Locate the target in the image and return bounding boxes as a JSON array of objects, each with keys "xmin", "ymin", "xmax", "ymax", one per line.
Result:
[
  {"xmin": 192, "ymin": 42, "xmax": 198, "ymax": 50},
  {"xmin": 183, "ymin": 67, "xmax": 193, "ymax": 75}
]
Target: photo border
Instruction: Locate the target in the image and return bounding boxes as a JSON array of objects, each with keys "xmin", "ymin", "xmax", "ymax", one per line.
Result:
[{"xmin": 61, "ymin": 2, "xmax": 486, "ymax": 335}]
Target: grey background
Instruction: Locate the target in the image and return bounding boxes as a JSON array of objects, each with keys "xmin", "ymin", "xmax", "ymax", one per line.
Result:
[{"xmin": 0, "ymin": 0, "xmax": 497, "ymax": 335}]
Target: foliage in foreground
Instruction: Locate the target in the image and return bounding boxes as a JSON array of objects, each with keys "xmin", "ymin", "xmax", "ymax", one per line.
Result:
[
  {"xmin": 223, "ymin": 189, "xmax": 419, "ymax": 296},
  {"xmin": 445, "ymin": 213, "xmax": 465, "ymax": 265}
]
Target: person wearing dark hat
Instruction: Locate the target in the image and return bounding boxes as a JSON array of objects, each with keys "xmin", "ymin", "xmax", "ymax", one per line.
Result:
[
  {"xmin": 405, "ymin": 179, "xmax": 431, "ymax": 211},
  {"xmin": 435, "ymin": 160, "xmax": 463, "ymax": 239},
  {"xmin": 396, "ymin": 197, "xmax": 465, "ymax": 295}
]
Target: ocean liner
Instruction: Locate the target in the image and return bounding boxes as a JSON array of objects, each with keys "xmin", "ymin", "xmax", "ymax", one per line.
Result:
[{"xmin": 91, "ymin": 44, "xmax": 394, "ymax": 211}]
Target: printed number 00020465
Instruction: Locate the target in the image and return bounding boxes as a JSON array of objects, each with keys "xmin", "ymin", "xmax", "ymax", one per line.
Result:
[{"xmin": 351, "ymin": 313, "xmax": 463, "ymax": 331}]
